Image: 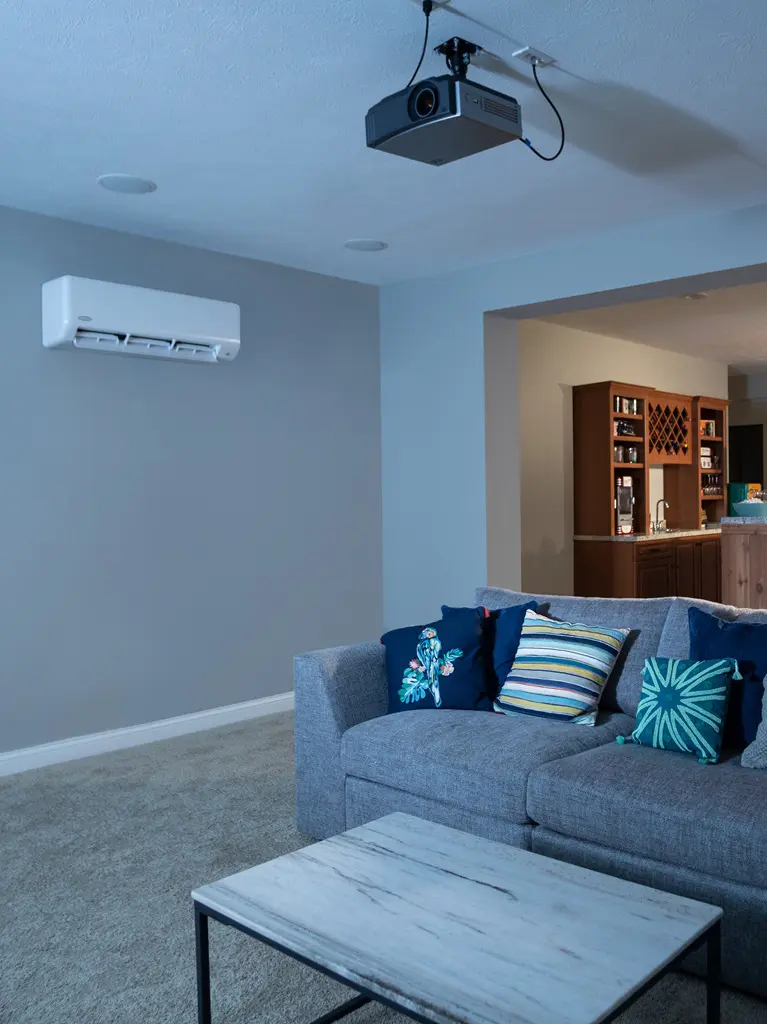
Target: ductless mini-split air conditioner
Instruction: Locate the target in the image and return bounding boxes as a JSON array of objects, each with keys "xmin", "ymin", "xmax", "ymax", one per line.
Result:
[{"xmin": 42, "ymin": 276, "xmax": 240, "ymax": 364}]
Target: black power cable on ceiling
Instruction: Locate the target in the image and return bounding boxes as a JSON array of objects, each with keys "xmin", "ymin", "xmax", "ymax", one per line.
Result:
[
  {"xmin": 522, "ymin": 62, "xmax": 566, "ymax": 162},
  {"xmin": 406, "ymin": 0, "xmax": 434, "ymax": 89}
]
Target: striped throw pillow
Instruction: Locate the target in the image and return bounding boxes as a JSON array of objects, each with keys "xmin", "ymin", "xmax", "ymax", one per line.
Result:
[{"xmin": 494, "ymin": 610, "xmax": 629, "ymax": 725}]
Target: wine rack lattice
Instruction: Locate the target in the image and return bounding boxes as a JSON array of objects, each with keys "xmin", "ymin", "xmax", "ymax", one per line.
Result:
[{"xmin": 648, "ymin": 400, "xmax": 691, "ymax": 464}]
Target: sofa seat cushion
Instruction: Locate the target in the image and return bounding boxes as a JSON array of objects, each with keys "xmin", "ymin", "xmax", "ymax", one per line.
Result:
[
  {"xmin": 527, "ymin": 741, "xmax": 767, "ymax": 888},
  {"xmin": 476, "ymin": 588, "xmax": 672, "ymax": 716},
  {"xmin": 342, "ymin": 709, "xmax": 633, "ymax": 826}
]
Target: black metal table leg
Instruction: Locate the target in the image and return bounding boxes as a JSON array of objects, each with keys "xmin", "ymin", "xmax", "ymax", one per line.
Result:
[
  {"xmin": 707, "ymin": 920, "xmax": 721, "ymax": 1024},
  {"xmin": 194, "ymin": 903, "xmax": 368, "ymax": 1024},
  {"xmin": 196, "ymin": 905, "xmax": 212, "ymax": 1024}
]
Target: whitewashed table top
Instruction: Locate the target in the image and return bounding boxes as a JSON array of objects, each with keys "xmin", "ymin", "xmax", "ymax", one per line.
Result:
[{"xmin": 192, "ymin": 813, "xmax": 721, "ymax": 1024}]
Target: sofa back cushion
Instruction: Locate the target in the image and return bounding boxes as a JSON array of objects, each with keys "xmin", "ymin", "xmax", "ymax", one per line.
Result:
[
  {"xmin": 476, "ymin": 588, "xmax": 673, "ymax": 716},
  {"xmin": 656, "ymin": 597, "xmax": 740, "ymax": 659}
]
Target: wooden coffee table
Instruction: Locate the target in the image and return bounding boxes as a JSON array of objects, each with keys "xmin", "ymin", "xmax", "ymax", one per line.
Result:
[{"xmin": 192, "ymin": 812, "xmax": 721, "ymax": 1024}]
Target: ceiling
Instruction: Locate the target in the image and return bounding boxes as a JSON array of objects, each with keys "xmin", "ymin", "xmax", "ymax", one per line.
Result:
[
  {"xmin": 1, "ymin": 0, "xmax": 766, "ymax": 285},
  {"xmin": 541, "ymin": 281, "xmax": 767, "ymax": 374}
]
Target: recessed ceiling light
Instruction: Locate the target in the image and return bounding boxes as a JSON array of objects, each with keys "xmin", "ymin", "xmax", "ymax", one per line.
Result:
[
  {"xmin": 344, "ymin": 239, "xmax": 388, "ymax": 252},
  {"xmin": 98, "ymin": 174, "xmax": 157, "ymax": 195},
  {"xmin": 681, "ymin": 292, "xmax": 708, "ymax": 300}
]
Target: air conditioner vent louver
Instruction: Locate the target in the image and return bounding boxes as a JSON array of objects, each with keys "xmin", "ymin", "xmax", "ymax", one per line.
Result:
[
  {"xmin": 125, "ymin": 335, "xmax": 172, "ymax": 353},
  {"xmin": 482, "ymin": 97, "xmax": 519, "ymax": 124},
  {"xmin": 73, "ymin": 330, "xmax": 122, "ymax": 350},
  {"xmin": 74, "ymin": 329, "xmax": 217, "ymax": 362}
]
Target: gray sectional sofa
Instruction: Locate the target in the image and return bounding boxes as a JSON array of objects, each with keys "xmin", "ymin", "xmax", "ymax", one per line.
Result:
[{"xmin": 294, "ymin": 587, "xmax": 767, "ymax": 998}]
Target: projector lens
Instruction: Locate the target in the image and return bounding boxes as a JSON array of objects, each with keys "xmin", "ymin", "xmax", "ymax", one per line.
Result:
[{"xmin": 412, "ymin": 85, "xmax": 438, "ymax": 120}]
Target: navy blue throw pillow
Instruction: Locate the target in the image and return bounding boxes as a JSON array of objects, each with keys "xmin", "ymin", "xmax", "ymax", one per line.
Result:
[
  {"xmin": 493, "ymin": 601, "xmax": 539, "ymax": 690},
  {"xmin": 441, "ymin": 603, "xmax": 539, "ymax": 696},
  {"xmin": 382, "ymin": 609, "xmax": 493, "ymax": 714},
  {"xmin": 689, "ymin": 607, "xmax": 766, "ymax": 750},
  {"xmin": 441, "ymin": 604, "xmax": 499, "ymax": 693},
  {"xmin": 441, "ymin": 605, "xmax": 491, "ymax": 618}
]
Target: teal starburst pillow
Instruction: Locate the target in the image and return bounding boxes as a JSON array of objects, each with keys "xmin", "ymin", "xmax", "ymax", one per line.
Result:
[{"xmin": 618, "ymin": 657, "xmax": 740, "ymax": 764}]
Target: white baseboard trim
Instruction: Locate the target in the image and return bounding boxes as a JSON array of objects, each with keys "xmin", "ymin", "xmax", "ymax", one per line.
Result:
[{"xmin": 0, "ymin": 691, "xmax": 294, "ymax": 778}]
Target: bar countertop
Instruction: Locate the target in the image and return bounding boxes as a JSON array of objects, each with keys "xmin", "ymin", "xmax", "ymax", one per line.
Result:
[
  {"xmin": 720, "ymin": 517, "xmax": 767, "ymax": 526},
  {"xmin": 574, "ymin": 528, "xmax": 722, "ymax": 543}
]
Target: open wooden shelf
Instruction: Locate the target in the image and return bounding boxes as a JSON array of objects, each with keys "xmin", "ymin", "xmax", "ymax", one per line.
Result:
[
  {"xmin": 696, "ymin": 400, "xmax": 728, "ymax": 526},
  {"xmin": 574, "ymin": 383, "xmax": 650, "ymax": 537}
]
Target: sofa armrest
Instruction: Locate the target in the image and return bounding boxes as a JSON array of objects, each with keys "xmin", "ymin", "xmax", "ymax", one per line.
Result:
[{"xmin": 294, "ymin": 642, "xmax": 387, "ymax": 839}]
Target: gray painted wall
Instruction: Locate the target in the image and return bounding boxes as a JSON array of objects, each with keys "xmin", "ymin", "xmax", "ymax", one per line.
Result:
[
  {"xmin": 0, "ymin": 205, "xmax": 382, "ymax": 752},
  {"xmin": 484, "ymin": 315, "xmax": 521, "ymax": 593},
  {"xmin": 380, "ymin": 295, "xmax": 487, "ymax": 629}
]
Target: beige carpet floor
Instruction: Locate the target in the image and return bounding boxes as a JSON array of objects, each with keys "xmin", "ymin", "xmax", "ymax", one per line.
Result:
[{"xmin": 2, "ymin": 710, "xmax": 766, "ymax": 1023}]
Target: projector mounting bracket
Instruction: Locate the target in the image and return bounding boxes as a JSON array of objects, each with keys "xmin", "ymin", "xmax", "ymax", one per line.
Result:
[{"xmin": 434, "ymin": 37, "xmax": 481, "ymax": 80}]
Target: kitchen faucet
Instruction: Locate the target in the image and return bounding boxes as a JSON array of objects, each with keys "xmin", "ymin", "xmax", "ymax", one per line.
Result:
[{"xmin": 654, "ymin": 499, "xmax": 669, "ymax": 533}]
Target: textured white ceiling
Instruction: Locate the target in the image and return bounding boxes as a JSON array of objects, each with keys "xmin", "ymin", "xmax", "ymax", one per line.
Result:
[
  {"xmin": 1, "ymin": 0, "xmax": 766, "ymax": 284},
  {"xmin": 542, "ymin": 281, "xmax": 767, "ymax": 374}
]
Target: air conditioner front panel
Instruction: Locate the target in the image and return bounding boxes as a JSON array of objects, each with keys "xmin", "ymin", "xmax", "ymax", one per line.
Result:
[{"xmin": 42, "ymin": 276, "xmax": 240, "ymax": 362}]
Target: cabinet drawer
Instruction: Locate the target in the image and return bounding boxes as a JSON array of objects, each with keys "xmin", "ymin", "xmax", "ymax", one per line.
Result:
[{"xmin": 636, "ymin": 542, "xmax": 674, "ymax": 562}]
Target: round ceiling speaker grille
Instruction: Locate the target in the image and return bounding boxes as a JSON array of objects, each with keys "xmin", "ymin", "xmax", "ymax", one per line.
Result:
[
  {"xmin": 98, "ymin": 174, "xmax": 157, "ymax": 195},
  {"xmin": 344, "ymin": 239, "xmax": 388, "ymax": 252}
]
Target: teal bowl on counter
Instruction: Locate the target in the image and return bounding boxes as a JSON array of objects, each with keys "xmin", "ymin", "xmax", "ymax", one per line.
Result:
[{"xmin": 733, "ymin": 500, "xmax": 767, "ymax": 518}]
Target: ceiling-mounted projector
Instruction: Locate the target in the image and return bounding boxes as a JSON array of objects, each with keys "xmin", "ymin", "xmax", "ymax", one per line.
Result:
[
  {"xmin": 366, "ymin": 73, "xmax": 522, "ymax": 166},
  {"xmin": 365, "ymin": 15, "xmax": 564, "ymax": 167}
]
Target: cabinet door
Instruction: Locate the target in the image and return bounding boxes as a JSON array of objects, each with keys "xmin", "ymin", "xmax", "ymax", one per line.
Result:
[
  {"xmin": 699, "ymin": 538, "xmax": 721, "ymax": 603},
  {"xmin": 636, "ymin": 558, "xmax": 675, "ymax": 598},
  {"xmin": 674, "ymin": 541, "xmax": 697, "ymax": 598}
]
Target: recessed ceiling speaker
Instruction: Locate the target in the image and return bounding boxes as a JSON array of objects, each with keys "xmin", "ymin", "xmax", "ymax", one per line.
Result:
[
  {"xmin": 344, "ymin": 239, "xmax": 389, "ymax": 251},
  {"xmin": 98, "ymin": 174, "xmax": 157, "ymax": 195}
]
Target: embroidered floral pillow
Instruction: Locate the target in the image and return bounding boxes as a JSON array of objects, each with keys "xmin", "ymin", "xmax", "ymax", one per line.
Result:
[{"xmin": 381, "ymin": 609, "xmax": 493, "ymax": 714}]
